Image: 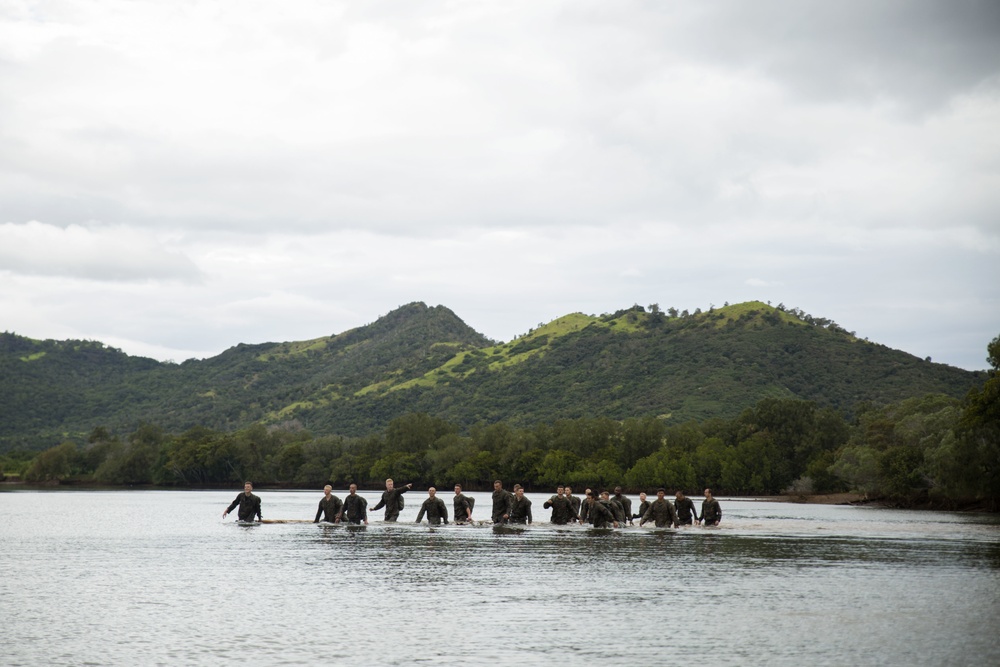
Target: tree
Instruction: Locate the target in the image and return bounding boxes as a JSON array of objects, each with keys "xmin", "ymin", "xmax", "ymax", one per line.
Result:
[{"xmin": 24, "ymin": 441, "xmax": 77, "ymax": 482}]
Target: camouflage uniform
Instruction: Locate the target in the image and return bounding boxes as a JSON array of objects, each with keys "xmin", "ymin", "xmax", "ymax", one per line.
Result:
[
  {"xmin": 566, "ymin": 494, "xmax": 582, "ymax": 517},
  {"xmin": 674, "ymin": 496, "xmax": 697, "ymax": 525},
  {"xmin": 314, "ymin": 494, "xmax": 343, "ymax": 523},
  {"xmin": 342, "ymin": 494, "xmax": 368, "ymax": 524},
  {"xmin": 372, "ymin": 486, "xmax": 409, "ymax": 522},
  {"xmin": 453, "ymin": 494, "xmax": 474, "ymax": 523},
  {"xmin": 416, "ymin": 497, "xmax": 449, "ymax": 525},
  {"xmin": 606, "ymin": 498, "xmax": 627, "ymax": 524},
  {"xmin": 226, "ymin": 491, "xmax": 262, "ymax": 522},
  {"xmin": 508, "ymin": 496, "xmax": 533, "ymax": 524},
  {"xmin": 701, "ymin": 498, "xmax": 722, "ymax": 525},
  {"xmin": 641, "ymin": 498, "xmax": 678, "ymax": 528},
  {"xmin": 613, "ymin": 493, "xmax": 633, "ymax": 524},
  {"xmin": 543, "ymin": 495, "xmax": 579, "ymax": 524},
  {"xmin": 492, "ymin": 489, "xmax": 513, "ymax": 524},
  {"xmin": 586, "ymin": 500, "xmax": 616, "ymax": 528}
]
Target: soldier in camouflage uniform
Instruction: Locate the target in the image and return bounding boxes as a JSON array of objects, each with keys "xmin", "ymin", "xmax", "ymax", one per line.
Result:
[
  {"xmin": 371, "ymin": 478, "xmax": 411, "ymax": 522},
  {"xmin": 543, "ymin": 485, "xmax": 579, "ymax": 525},
  {"xmin": 613, "ymin": 487, "xmax": 633, "ymax": 525},
  {"xmin": 700, "ymin": 488, "xmax": 722, "ymax": 526},
  {"xmin": 453, "ymin": 484, "xmax": 474, "ymax": 524},
  {"xmin": 640, "ymin": 488, "xmax": 678, "ymax": 528},
  {"xmin": 584, "ymin": 492, "xmax": 618, "ymax": 528},
  {"xmin": 674, "ymin": 490, "xmax": 698, "ymax": 526},
  {"xmin": 492, "ymin": 480, "xmax": 513, "ymax": 524},
  {"xmin": 633, "ymin": 492, "xmax": 651, "ymax": 521},
  {"xmin": 314, "ymin": 484, "xmax": 343, "ymax": 523},
  {"xmin": 565, "ymin": 486, "xmax": 582, "ymax": 518},
  {"xmin": 508, "ymin": 485, "xmax": 533, "ymax": 525},
  {"xmin": 602, "ymin": 491, "xmax": 627, "ymax": 525},
  {"xmin": 341, "ymin": 483, "xmax": 368, "ymax": 525},
  {"xmin": 415, "ymin": 487, "xmax": 449, "ymax": 525},
  {"xmin": 222, "ymin": 481, "xmax": 262, "ymax": 522}
]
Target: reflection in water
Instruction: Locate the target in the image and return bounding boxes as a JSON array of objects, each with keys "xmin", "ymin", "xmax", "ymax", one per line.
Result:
[{"xmin": 1, "ymin": 490, "xmax": 998, "ymax": 666}]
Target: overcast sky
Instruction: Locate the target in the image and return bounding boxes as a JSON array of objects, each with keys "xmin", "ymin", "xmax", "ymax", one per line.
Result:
[{"xmin": 2, "ymin": 1, "xmax": 998, "ymax": 371}]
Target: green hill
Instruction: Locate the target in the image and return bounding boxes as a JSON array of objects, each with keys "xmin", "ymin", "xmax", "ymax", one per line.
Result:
[{"xmin": 0, "ymin": 301, "xmax": 986, "ymax": 452}]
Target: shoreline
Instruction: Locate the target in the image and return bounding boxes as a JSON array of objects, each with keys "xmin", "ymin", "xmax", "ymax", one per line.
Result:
[{"xmin": 1, "ymin": 480, "xmax": 992, "ymax": 512}]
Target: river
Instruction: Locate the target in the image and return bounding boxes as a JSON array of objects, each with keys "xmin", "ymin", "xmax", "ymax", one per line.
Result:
[{"xmin": 1, "ymin": 489, "xmax": 998, "ymax": 666}]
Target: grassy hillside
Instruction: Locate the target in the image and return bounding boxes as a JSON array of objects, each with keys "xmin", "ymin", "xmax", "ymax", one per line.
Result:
[{"xmin": 0, "ymin": 301, "xmax": 986, "ymax": 451}]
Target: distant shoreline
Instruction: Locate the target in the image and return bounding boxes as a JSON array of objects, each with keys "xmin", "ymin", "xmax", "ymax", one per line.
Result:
[{"xmin": 3, "ymin": 481, "xmax": 992, "ymax": 512}]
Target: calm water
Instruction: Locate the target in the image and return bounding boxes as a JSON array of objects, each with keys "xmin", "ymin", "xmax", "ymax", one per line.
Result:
[{"xmin": 2, "ymin": 490, "xmax": 998, "ymax": 666}]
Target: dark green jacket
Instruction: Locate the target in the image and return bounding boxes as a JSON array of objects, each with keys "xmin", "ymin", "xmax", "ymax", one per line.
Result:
[
  {"xmin": 314, "ymin": 494, "xmax": 343, "ymax": 523},
  {"xmin": 641, "ymin": 498, "xmax": 678, "ymax": 528},
  {"xmin": 372, "ymin": 486, "xmax": 409, "ymax": 521},
  {"xmin": 701, "ymin": 498, "xmax": 722, "ymax": 525},
  {"xmin": 674, "ymin": 496, "xmax": 697, "ymax": 524},
  {"xmin": 453, "ymin": 494, "xmax": 474, "ymax": 523},
  {"xmin": 342, "ymin": 494, "xmax": 368, "ymax": 523},
  {"xmin": 492, "ymin": 489, "xmax": 513, "ymax": 523},
  {"xmin": 613, "ymin": 494, "xmax": 633, "ymax": 522},
  {"xmin": 586, "ymin": 500, "xmax": 616, "ymax": 528},
  {"xmin": 634, "ymin": 500, "xmax": 651, "ymax": 520},
  {"xmin": 567, "ymin": 494, "xmax": 582, "ymax": 517},
  {"xmin": 543, "ymin": 495, "xmax": 579, "ymax": 524},
  {"xmin": 416, "ymin": 497, "xmax": 449, "ymax": 525},
  {"xmin": 226, "ymin": 492, "xmax": 262, "ymax": 522},
  {"xmin": 508, "ymin": 496, "xmax": 532, "ymax": 524},
  {"xmin": 606, "ymin": 499, "xmax": 627, "ymax": 524}
]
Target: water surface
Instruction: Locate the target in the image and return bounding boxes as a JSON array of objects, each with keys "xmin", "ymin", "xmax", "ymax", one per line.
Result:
[{"xmin": 2, "ymin": 490, "xmax": 997, "ymax": 666}]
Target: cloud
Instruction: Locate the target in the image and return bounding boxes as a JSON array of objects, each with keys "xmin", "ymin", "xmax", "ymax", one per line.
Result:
[
  {"xmin": 0, "ymin": 221, "xmax": 201, "ymax": 282},
  {"xmin": 0, "ymin": 1, "xmax": 997, "ymax": 370}
]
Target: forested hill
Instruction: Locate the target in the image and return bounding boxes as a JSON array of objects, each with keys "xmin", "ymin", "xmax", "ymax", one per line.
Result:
[{"xmin": 0, "ymin": 301, "xmax": 986, "ymax": 452}]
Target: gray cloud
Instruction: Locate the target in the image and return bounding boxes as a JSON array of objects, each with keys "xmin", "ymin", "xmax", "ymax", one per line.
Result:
[{"xmin": 0, "ymin": 1, "xmax": 997, "ymax": 370}]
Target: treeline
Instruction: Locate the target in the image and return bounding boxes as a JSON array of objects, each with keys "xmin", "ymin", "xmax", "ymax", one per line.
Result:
[{"xmin": 7, "ymin": 335, "xmax": 997, "ymax": 508}]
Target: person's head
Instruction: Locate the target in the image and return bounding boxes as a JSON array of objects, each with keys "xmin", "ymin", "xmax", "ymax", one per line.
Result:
[
  {"xmin": 556, "ymin": 485, "xmax": 565, "ymax": 496},
  {"xmin": 494, "ymin": 480, "xmax": 502, "ymax": 491},
  {"xmin": 657, "ymin": 488, "xmax": 666, "ymax": 500},
  {"xmin": 704, "ymin": 488, "xmax": 713, "ymax": 499},
  {"xmin": 385, "ymin": 478, "xmax": 394, "ymax": 490},
  {"xmin": 614, "ymin": 486, "xmax": 622, "ymax": 495},
  {"xmin": 515, "ymin": 486, "xmax": 524, "ymax": 498},
  {"xmin": 324, "ymin": 484, "xmax": 332, "ymax": 495},
  {"xmin": 454, "ymin": 484, "xmax": 462, "ymax": 495},
  {"xmin": 675, "ymin": 490, "xmax": 686, "ymax": 501},
  {"xmin": 600, "ymin": 491, "xmax": 610, "ymax": 500},
  {"xmin": 348, "ymin": 483, "xmax": 357, "ymax": 494},
  {"xmin": 428, "ymin": 487, "xmax": 437, "ymax": 498},
  {"xmin": 584, "ymin": 488, "xmax": 592, "ymax": 497},
  {"xmin": 244, "ymin": 481, "xmax": 253, "ymax": 494},
  {"xmin": 565, "ymin": 486, "xmax": 574, "ymax": 495},
  {"xmin": 639, "ymin": 492, "xmax": 647, "ymax": 501}
]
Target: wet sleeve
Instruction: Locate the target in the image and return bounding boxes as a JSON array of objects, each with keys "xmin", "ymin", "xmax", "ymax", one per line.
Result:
[
  {"xmin": 226, "ymin": 495, "xmax": 240, "ymax": 514},
  {"xmin": 315, "ymin": 500, "xmax": 323, "ymax": 523},
  {"xmin": 416, "ymin": 501, "xmax": 426, "ymax": 523}
]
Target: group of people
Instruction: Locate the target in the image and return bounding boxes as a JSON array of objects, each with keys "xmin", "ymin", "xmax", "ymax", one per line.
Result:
[
  {"xmin": 223, "ymin": 479, "xmax": 722, "ymax": 529},
  {"xmin": 491, "ymin": 482, "xmax": 722, "ymax": 529}
]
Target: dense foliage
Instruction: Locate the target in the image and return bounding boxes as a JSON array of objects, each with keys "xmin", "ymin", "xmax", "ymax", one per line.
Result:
[
  {"xmin": 0, "ymin": 301, "xmax": 984, "ymax": 452},
  {"xmin": 7, "ymin": 343, "xmax": 997, "ymax": 508}
]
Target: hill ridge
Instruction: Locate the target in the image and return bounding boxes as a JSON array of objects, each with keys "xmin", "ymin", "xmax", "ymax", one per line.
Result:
[{"xmin": 0, "ymin": 301, "xmax": 986, "ymax": 451}]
